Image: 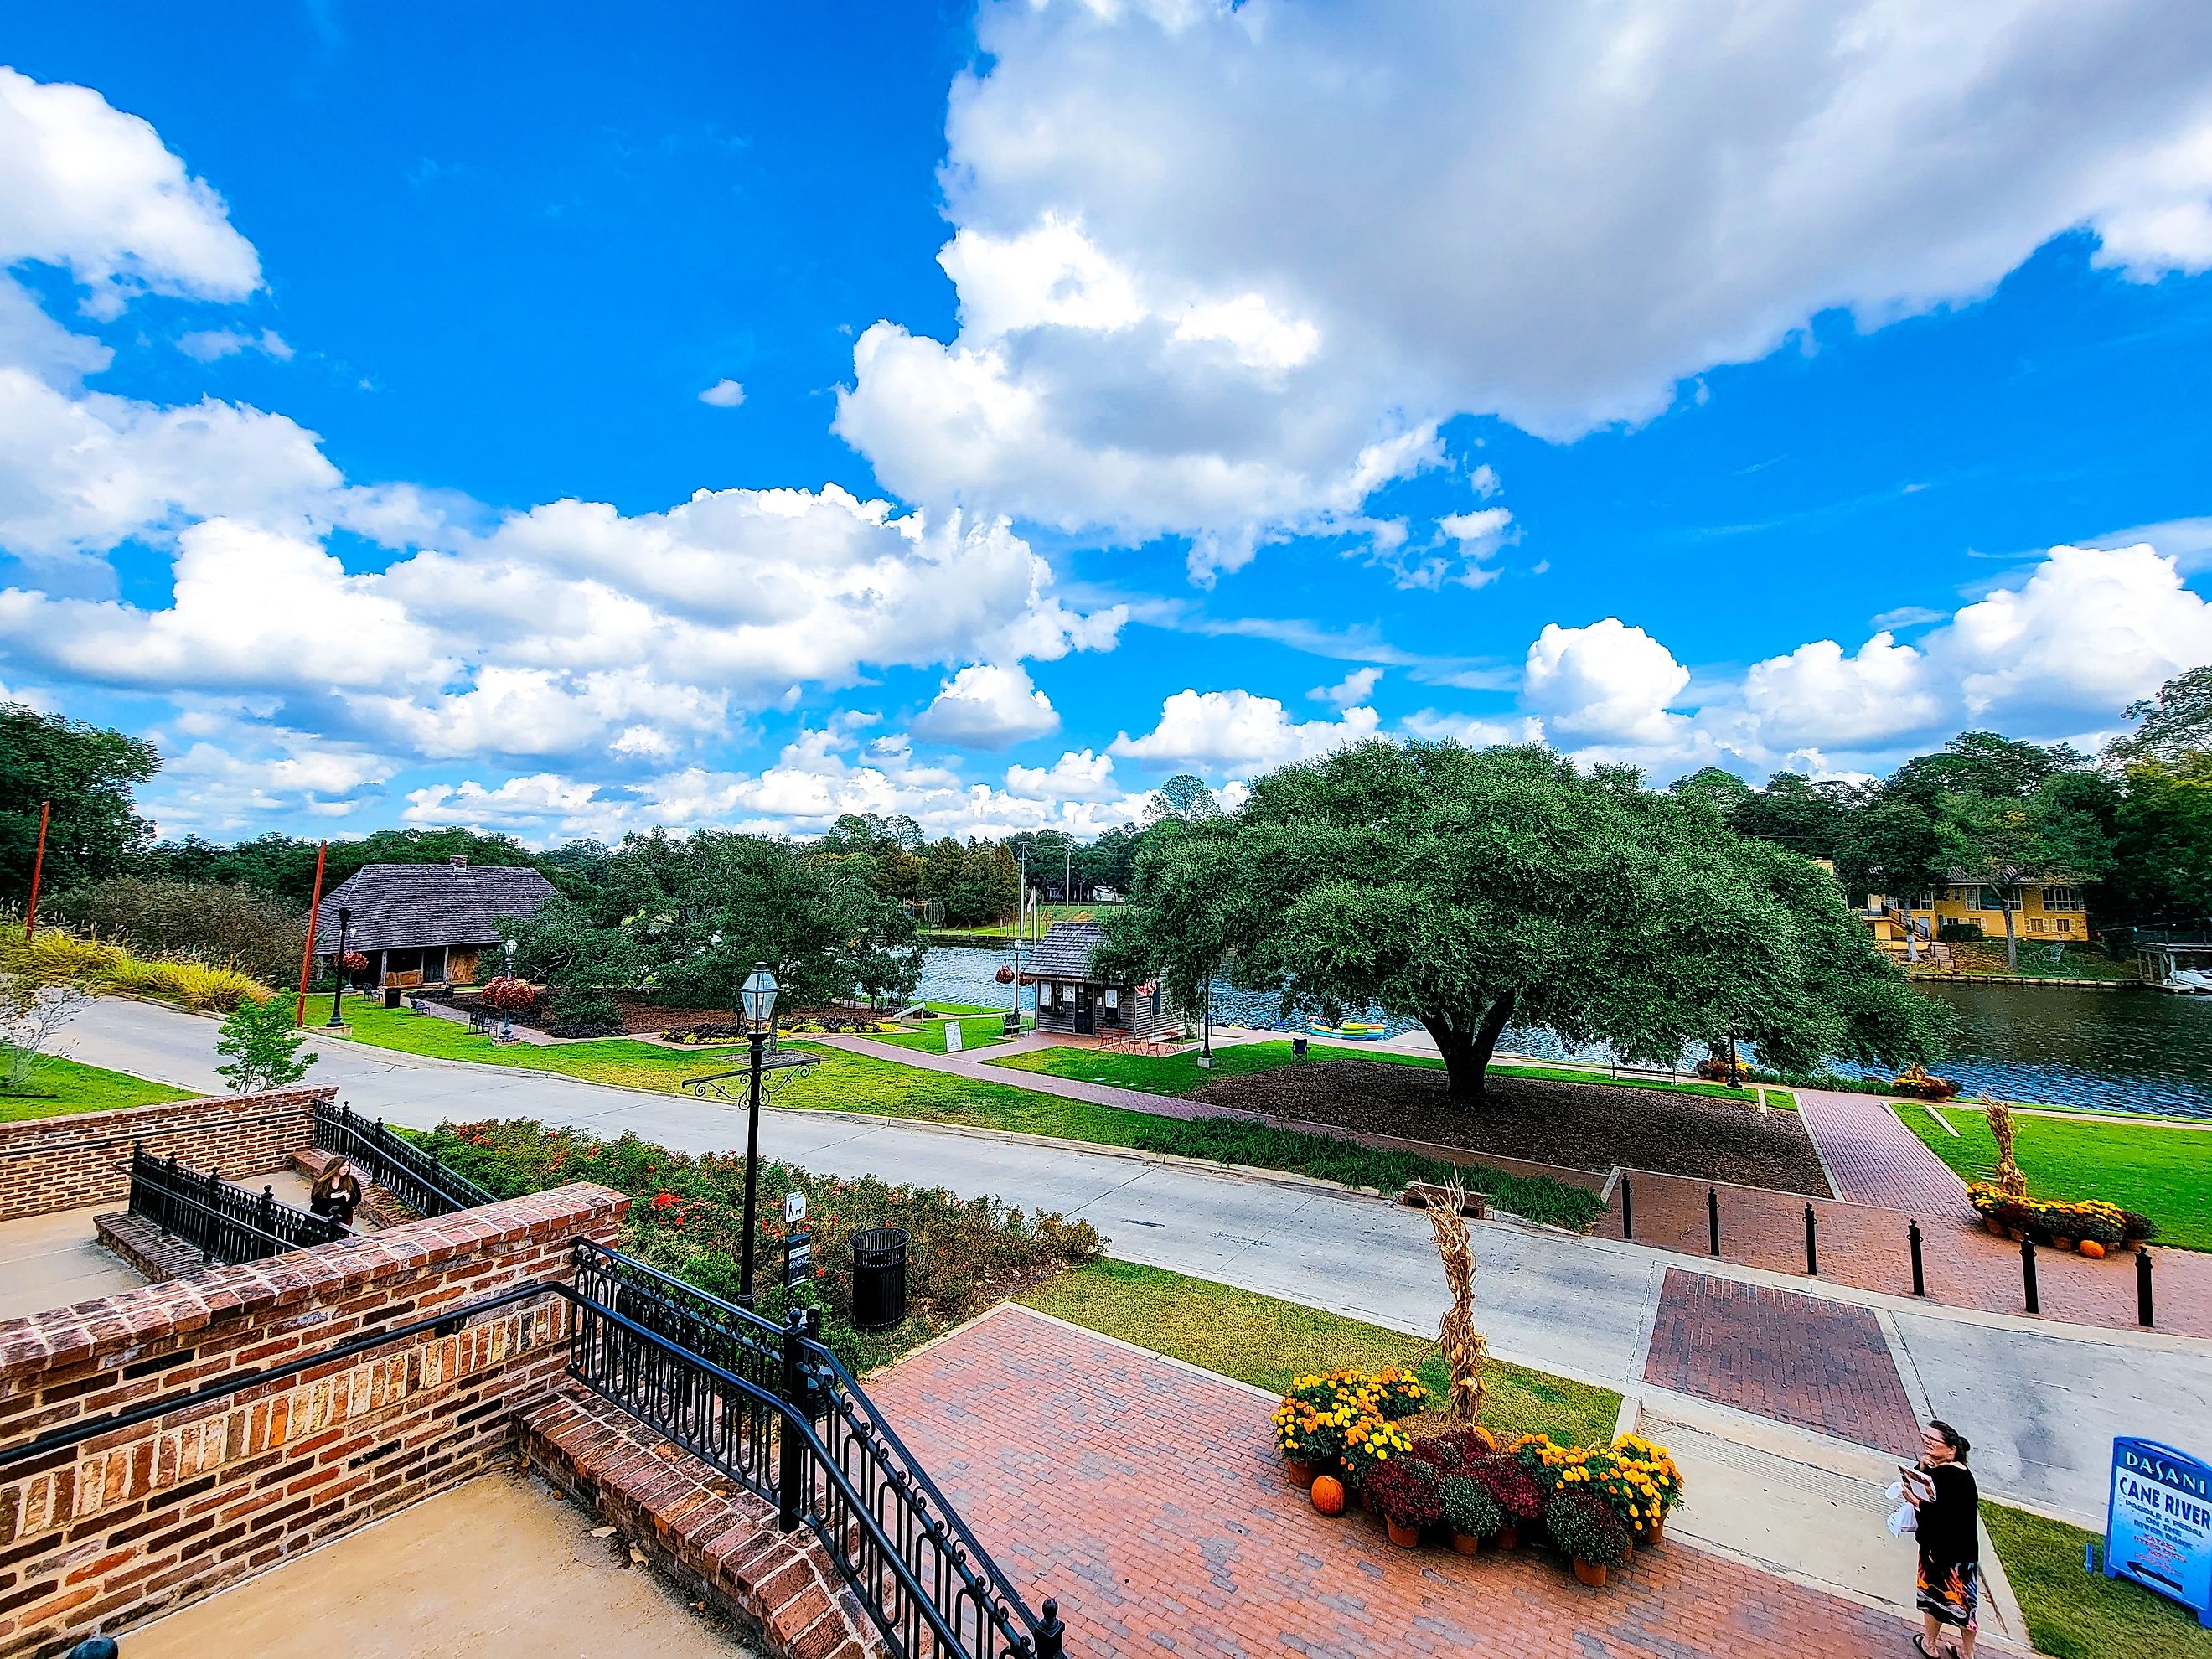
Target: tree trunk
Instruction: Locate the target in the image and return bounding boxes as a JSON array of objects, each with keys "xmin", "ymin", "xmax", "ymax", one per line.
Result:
[
  {"xmin": 1425, "ymin": 991, "xmax": 1517, "ymax": 1105},
  {"xmin": 2003, "ymin": 896, "xmax": 2018, "ymax": 970}
]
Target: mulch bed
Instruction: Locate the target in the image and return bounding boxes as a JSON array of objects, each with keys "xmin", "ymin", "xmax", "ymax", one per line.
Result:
[{"xmin": 1189, "ymin": 1059, "xmax": 1832, "ymax": 1196}]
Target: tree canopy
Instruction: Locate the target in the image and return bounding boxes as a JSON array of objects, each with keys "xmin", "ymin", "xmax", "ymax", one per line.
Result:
[
  {"xmin": 0, "ymin": 705, "xmax": 158, "ymax": 902},
  {"xmin": 1105, "ymin": 741, "xmax": 1946, "ymax": 1103}
]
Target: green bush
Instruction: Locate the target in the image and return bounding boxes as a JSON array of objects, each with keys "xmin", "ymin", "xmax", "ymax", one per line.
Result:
[
  {"xmin": 48, "ymin": 877, "xmax": 305, "ymax": 985},
  {"xmin": 411, "ymin": 1118, "xmax": 1105, "ymax": 1371},
  {"xmin": 1127, "ymin": 1116, "xmax": 1605, "ymax": 1231},
  {"xmin": 0, "ymin": 927, "xmax": 266, "ymax": 1011},
  {"xmin": 1441, "ymin": 1473, "xmax": 1504, "ymax": 1539},
  {"xmin": 1544, "ymin": 1487, "xmax": 1631, "ymax": 1567}
]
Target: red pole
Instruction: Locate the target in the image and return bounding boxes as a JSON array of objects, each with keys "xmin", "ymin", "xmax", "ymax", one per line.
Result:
[
  {"xmin": 296, "ymin": 840, "xmax": 328, "ymax": 1029},
  {"xmin": 23, "ymin": 800, "xmax": 49, "ymax": 940}
]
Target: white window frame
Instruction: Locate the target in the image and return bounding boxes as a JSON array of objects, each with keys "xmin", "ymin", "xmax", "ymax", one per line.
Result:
[{"xmin": 2042, "ymin": 886, "xmax": 2082, "ymax": 912}]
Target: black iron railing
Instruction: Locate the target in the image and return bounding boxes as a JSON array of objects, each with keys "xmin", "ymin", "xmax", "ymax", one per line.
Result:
[
  {"xmin": 568, "ymin": 1241, "xmax": 1064, "ymax": 1659},
  {"xmin": 125, "ymin": 1145, "xmax": 346, "ymax": 1266},
  {"xmin": 311, "ymin": 1100, "xmax": 496, "ymax": 1218}
]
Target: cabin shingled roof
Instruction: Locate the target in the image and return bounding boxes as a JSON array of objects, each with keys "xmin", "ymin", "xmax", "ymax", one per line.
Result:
[
  {"xmin": 313, "ymin": 861, "xmax": 557, "ymax": 953},
  {"xmin": 1021, "ymin": 920, "xmax": 1119, "ymax": 983}
]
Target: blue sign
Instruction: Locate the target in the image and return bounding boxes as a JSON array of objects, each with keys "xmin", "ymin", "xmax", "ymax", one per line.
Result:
[{"xmin": 2106, "ymin": 1437, "xmax": 2212, "ymax": 1625}]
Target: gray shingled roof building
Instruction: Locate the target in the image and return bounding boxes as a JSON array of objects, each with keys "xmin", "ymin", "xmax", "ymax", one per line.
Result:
[
  {"xmin": 1018, "ymin": 921, "xmax": 1177, "ymax": 1041},
  {"xmin": 314, "ymin": 857, "xmax": 556, "ymax": 991}
]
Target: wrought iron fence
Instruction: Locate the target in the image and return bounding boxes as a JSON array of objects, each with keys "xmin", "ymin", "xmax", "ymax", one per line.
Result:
[
  {"xmin": 126, "ymin": 1145, "xmax": 345, "ymax": 1266},
  {"xmin": 311, "ymin": 1100, "xmax": 496, "ymax": 1217},
  {"xmin": 568, "ymin": 1241, "xmax": 1065, "ymax": 1659}
]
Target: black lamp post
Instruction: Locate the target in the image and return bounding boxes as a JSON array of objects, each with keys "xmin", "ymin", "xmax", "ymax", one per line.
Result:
[
  {"xmin": 499, "ymin": 936, "xmax": 518, "ymax": 1042},
  {"xmin": 325, "ymin": 907, "xmax": 353, "ymax": 1028},
  {"xmin": 736, "ymin": 961, "xmax": 778, "ymax": 1308}
]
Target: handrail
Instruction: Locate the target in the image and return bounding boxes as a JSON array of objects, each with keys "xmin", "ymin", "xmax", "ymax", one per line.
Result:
[
  {"xmin": 3, "ymin": 1243, "xmax": 1065, "ymax": 1659},
  {"xmin": 312, "ymin": 1101, "xmax": 496, "ymax": 1217},
  {"xmin": 127, "ymin": 1145, "xmax": 345, "ymax": 1265}
]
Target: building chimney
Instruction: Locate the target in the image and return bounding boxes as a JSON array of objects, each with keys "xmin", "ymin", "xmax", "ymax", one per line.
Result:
[{"xmin": 450, "ymin": 855, "xmax": 468, "ymax": 866}]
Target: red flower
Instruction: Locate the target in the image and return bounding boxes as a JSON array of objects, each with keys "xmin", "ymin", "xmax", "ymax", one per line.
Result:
[{"xmin": 651, "ymin": 1191, "xmax": 680, "ymax": 1211}]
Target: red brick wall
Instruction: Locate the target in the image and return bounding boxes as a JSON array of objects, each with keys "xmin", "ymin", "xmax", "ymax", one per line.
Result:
[
  {"xmin": 0, "ymin": 1086, "xmax": 331, "ymax": 1222},
  {"xmin": 0, "ymin": 1181, "xmax": 628, "ymax": 1656}
]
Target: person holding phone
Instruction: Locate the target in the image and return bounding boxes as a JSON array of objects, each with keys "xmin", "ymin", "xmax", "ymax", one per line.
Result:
[
  {"xmin": 1906, "ymin": 1420, "xmax": 1980, "ymax": 1657},
  {"xmin": 310, "ymin": 1158, "xmax": 363, "ymax": 1231}
]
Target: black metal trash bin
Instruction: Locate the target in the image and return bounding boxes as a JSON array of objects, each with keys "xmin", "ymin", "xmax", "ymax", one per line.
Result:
[{"xmin": 850, "ymin": 1227, "xmax": 909, "ymax": 1331}]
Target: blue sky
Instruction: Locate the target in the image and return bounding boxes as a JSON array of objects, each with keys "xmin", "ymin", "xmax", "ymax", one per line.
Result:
[{"xmin": 4, "ymin": 3, "xmax": 2212, "ymax": 845}]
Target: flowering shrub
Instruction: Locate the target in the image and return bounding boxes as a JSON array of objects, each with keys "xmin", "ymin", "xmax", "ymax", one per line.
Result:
[
  {"xmin": 1967, "ymin": 1182, "xmax": 2153, "ymax": 1245},
  {"xmin": 1892, "ymin": 1064, "xmax": 1960, "ymax": 1101},
  {"xmin": 1695, "ymin": 1057, "xmax": 1751, "ymax": 1084},
  {"xmin": 1610, "ymin": 1434, "xmax": 1684, "ymax": 1520},
  {"xmin": 1413, "ymin": 1426, "xmax": 1498, "ymax": 1478},
  {"xmin": 339, "ymin": 949, "xmax": 370, "ymax": 974},
  {"xmin": 1362, "ymin": 1456, "xmax": 1445, "ymax": 1528},
  {"xmin": 1507, "ymin": 1434, "xmax": 1684, "ymax": 1532},
  {"xmin": 1544, "ymin": 1488, "xmax": 1632, "ymax": 1568},
  {"xmin": 479, "ymin": 975, "xmax": 540, "ymax": 1013},
  {"xmin": 1367, "ymin": 1368, "xmax": 1430, "ymax": 1420},
  {"xmin": 1340, "ymin": 1416, "xmax": 1416, "ymax": 1486},
  {"xmin": 411, "ymin": 1118, "xmax": 1103, "ymax": 1370}
]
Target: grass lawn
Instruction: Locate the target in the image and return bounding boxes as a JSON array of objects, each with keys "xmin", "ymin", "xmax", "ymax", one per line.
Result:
[
  {"xmin": 859, "ymin": 1013, "xmax": 1017, "ymax": 1055},
  {"xmin": 0, "ymin": 1054, "xmax": 194, "ymax": 1121},
  {"xmin": 923, "ymin": 904, "xmax": 1121, "ymax": 940},
  {"xmin": 336, "ymin": 998, "xmax": 1604, "ymax": 1225},
  {"xmin": 991, "ymin": 1039, "xmax": 1758, "ymax": 1104},
  {"xmin": 1984, "ymin": 1501, "xmax": 2212, "ymax": 1659},
  {"xmin": 1901, "ymin": 1101, "xmax": 2212, "ymax": 1251},
  {"xmin": 1020, "ymin": 1258, "xmax": 1621, "ymax": 1448}
]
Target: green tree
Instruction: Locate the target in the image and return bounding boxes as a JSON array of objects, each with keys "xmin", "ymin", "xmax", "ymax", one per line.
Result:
[
  {"xmin": 1937, "ymin": 776, "xmax": 2116, "ymax": 968},
  {"xmin": 1836, "ymin": 797, "xmax": 1946, "ymax": 910},
  {"xmin": 0, "ymin": 705, "xmax": 159, "ymax": 902},
  {"xmin": 2107, "ymin": 664, "xmax": 2212, "ymax": 767},
  {"xmin": 1729, "ymin": 773, "xmax": 1863, "ymax": 858},
  {"xmin": 1145, "ymin": 773, "xmax": 1221, "ymax": 825},
  {"xmin": 1888, "ymin": 731, "xmax": 2079, "ymax": 809},
  {"xmin": 2109, "ymin": 754, "xmax": 2212, "ymax": 924},
  {"xmin": 504, "ymin": 893, "xmax": 646, "ymax": 1030},
  {"xmin": 214, "ymin": 995, "xmax": 317, "ymax": 1092},
  {"xmin": 50, "ymin": 877, "xmax": 307, "ymax": 985},
  {"xmin": 1107, "ymin": 741, "xmax": 1943, "ymax": 1103}
]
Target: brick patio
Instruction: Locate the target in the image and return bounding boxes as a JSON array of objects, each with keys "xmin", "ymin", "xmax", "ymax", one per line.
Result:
[
  {"xmin": 867, "ymin": 1305, "xmax": 1922, "ymax": 1657},
  {"xmin": 1641, "ymin": 1270, "xmax": 1921, "ymax": 1454}
]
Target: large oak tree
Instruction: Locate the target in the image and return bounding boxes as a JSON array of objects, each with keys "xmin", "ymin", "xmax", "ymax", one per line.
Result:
[{"xmin": 1104, "ymin": 741, "xmax": 1947, "ymax": 1103}]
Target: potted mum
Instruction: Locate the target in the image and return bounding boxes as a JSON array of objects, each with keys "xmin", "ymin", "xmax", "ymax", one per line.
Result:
[
  {"xmin": 1470, "ymin": 1455, "xmax": 1546, "ymax": 1550},
  {"xmin": 1609, "ymin": 1434, "xmax": 1684, "ymax": 1543},
  {"xmin": 1366, "ymin": 1368, "xmax": 1430, "ymax": 1420},
  {"xmin": 1272, "ymin": 1395, "xmax": 1353, "ymax": 1486},
  {"xmin": 1546, "ymin": 1488, "xmax": 1632, "ymax": 1587},
  {"xmin": 1363, "ymin": 1456, "xmax": 1445, "ymax": 1548},
  {"xmin": 1440, "ymin": 1473, "xmax": 1504, "ymax": 1555},
  {"xmin": 1341, "ymin": 1416, "xmax": 1415, "ymax": 1503}
]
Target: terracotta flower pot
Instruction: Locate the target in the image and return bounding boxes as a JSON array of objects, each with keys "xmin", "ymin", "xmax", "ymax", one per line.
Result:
[
  {"xmin": 1493, "ymin": 1524, "xmax": 1519, "ymax": 1551},
  {"xmin": 1361, "ymin": 1487, "xmax": 1378, "ymax": 1515},
  {"xmin": 1286, "ymin": 1459, "xmax": 1317, "ymax": 1486},
  {"xmin": 1450, "ymin": 1530, "xmax": 1482, "ymax": 1556},
  {"xmin": 1572, "ymin": 1558, "xmax": 1608, "ymax": 1588},
  {"xmin": 1982, "ymin": 1217, "xmax": 2007, "ymax": 1237},
  {"xmin": 2053, "ymin": 1237, "xmax": 2075, "ymax": 1253},
  {"xmin": 1386, "ymin": 1517, "xmax": 1422, "ymax": 1548},
  {"xmin": 2007, "ymin": 1227, "xmax": 2026, "ymax": 1242},
  {"xmin": 1620, "ymin": 1536, "xmax": 1633, "ymax": 1562},
  {"xmin": 1641, "ymin": 1515, "xmax": 1665, "ymax": 1546}
]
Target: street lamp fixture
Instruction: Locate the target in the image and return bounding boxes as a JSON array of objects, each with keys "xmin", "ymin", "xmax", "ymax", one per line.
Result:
[
  {"xmin": 738, "ymin": 962, "xmax": 778, "ymax": 1306},
  {"xmin": 325, "ymin": 907, "xmax": 353, "ymax": 1029}
]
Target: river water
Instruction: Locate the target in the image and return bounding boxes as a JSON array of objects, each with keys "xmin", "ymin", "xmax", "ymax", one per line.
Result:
[{"xmin": 914, "ymin": 945, "xmax": 2212, "ymax": 1118}]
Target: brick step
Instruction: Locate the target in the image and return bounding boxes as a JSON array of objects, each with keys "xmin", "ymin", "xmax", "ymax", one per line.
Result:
[{"xmin": 519, "ymin": 1381, "xmax": 883, "ymax": 1659}]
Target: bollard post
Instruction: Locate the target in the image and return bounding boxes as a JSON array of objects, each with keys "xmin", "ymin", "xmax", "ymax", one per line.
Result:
[
  {"xmin": 2137, "ymin": 1248, "xmax": 2154, "ymax": 1329},
  {"xmin": 1620, "ymin": 1172, "xmax": 1634, "ymax": 1240},
  {"xmin": 1909, "ymin": 1220, "xmax": 1926, "ymax": 1297},
  {"xmin": 2021, "ymin": 1234, "xmax": 2039, "ymax": 1315},
  {"xmin": 1708, "ymin": 1187, "xmax": 1721, "ymax": 1257},
  {"xmin": 1804, "ymin": 1203, "xmax": 1818, "ymax": 1276}
]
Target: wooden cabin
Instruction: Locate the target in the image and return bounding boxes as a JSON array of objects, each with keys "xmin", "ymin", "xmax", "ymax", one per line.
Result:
[
  {"xmin": 313, "ymin": 857, "xmax": 557, "ymax": 992},
  {"xmin": 1021, "ymin": 921, "xmax": 1178, "ymax": 1041}
]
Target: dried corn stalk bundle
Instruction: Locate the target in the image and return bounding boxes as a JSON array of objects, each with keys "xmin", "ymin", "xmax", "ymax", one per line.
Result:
[
  {"xmin": 1983, "ymin": 1095, "xmax": 2029, "ymax": 1198},
  {"xmin": 1423, "ymin": 1181, "xmax": 1488, "ymax": 1424}
]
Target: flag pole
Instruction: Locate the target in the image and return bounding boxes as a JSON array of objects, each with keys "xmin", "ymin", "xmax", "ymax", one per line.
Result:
[
  {"xmin": 295, "ymin": 840, "xmax": 328, "ymax": 1028},
  {"xmin": 23, "ymin": 800, "xmax": 49, "ymax": 940}
]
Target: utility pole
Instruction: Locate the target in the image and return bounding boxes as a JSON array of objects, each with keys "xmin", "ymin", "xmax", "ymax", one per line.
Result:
[
  {"xmin": 295, "ymin": 840, "xmax": 328, "ymax": 1028},
  {"xmin": 23, "ymin": 800, "xmax": 49, "ymax": 939}
]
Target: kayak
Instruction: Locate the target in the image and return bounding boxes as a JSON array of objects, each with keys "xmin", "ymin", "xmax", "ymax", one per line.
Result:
[{"xmin": 1307, "ymin": 1021, "xmax": 1388, "ymax": 1041}]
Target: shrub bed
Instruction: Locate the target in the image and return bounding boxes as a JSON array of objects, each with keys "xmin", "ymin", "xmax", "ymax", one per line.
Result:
[
  {"xmin": 1967, "ymin": 1181, "xmax": 2154, "ymax": 1253},
  {"xmin": 411, "ymin": 1117, "xmax": 1105, "ymax": 1371},
  {"xmin": 0, "ymin": 926, "xmax": 267, "ymax": 1011},
  {"xmin": 1129, "ymin": 1116, "xmax": 1607, "ymax": 1231}
]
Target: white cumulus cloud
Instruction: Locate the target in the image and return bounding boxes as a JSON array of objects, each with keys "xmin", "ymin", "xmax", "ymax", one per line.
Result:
[{"xmin": 910, "ymin": 663, "xmax": 1060, "ymax": 749}]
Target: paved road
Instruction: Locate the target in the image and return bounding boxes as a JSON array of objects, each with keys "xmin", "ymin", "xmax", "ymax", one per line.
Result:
[{"xmin": 68, "ymin": 998, "xmax": 2212, "ymax": 1522}]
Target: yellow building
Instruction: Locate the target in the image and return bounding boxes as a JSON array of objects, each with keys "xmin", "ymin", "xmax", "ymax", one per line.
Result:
[{"xmin": 1862, "ymin": 875, "xmax": 2089, "ymax": 961}]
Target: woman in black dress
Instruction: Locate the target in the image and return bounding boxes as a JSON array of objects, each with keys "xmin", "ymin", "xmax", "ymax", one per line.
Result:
[
  {"xmin": 309, "ymin": 1159, "xmax": 363, "ymax": 1231},
  {"xmin": 1908, "ymin": 1419, "xmax": 1980, "ymax": 1657}
]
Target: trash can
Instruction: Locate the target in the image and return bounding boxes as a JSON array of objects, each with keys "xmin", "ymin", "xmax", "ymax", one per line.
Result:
[
  {"xmin": 850, "ymin": 1227, "xmax": 909, "ymax": 1331},
  {"xmin": 383, "ymin": 986, "xmax": 403, "ymax": 1010}
]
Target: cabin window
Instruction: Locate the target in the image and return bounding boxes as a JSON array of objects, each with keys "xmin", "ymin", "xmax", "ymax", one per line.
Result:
[
  {"xmin": 1103, "ymin": 987, "xmax": 1119, "ymax": 1009},
  {"xmin": 2056, "ymin": 917, "xmax": 2073, "ymax": 933},
  {"xmin": 2042, "ymin": 886, "xmax": 2081, "ymax": 912},
  {"xmin": 1043, "ymin": 982, "xmax": 1059, "ymax": 1007},
  {"xmin": 1978, "ymin": 886, "xmax": 2021, "ymax": 912},
  {"xmin": 2028, "ymin": 917, "xmax": 2045, "ymax": 933}
]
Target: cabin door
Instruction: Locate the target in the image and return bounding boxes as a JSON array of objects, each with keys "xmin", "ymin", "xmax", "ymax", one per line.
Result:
[{"xmin": 1073, "ymin": 985, "xmax": 1094, "ymax": 1035}]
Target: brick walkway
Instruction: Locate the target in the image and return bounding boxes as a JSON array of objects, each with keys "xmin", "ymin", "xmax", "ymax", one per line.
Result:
[
  {"xmin": 868, "ymin": 1306, "xmax": 1920, "ymax": 1658},
  {"xmin": 1796, "ymin": 1089, "xmax": 1971, "ymax": 1213},
  {"xmin": 1642, "ymin": 1271, "xmax": 1920, "ymax": 1455},
  {"xmin": 1592, "ymin": 1163, "xmax": 2212, "ymax": 1336}
]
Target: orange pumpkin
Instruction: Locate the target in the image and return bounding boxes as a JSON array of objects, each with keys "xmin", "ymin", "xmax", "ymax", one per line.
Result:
[
  {"xmin": 2079, "ymin": 1239, "xmax": 2106, "ymax": 1259},
  {"xmin": 1310, "ymin": 1475, "xmax": 1347, "ymax": 1517}
]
